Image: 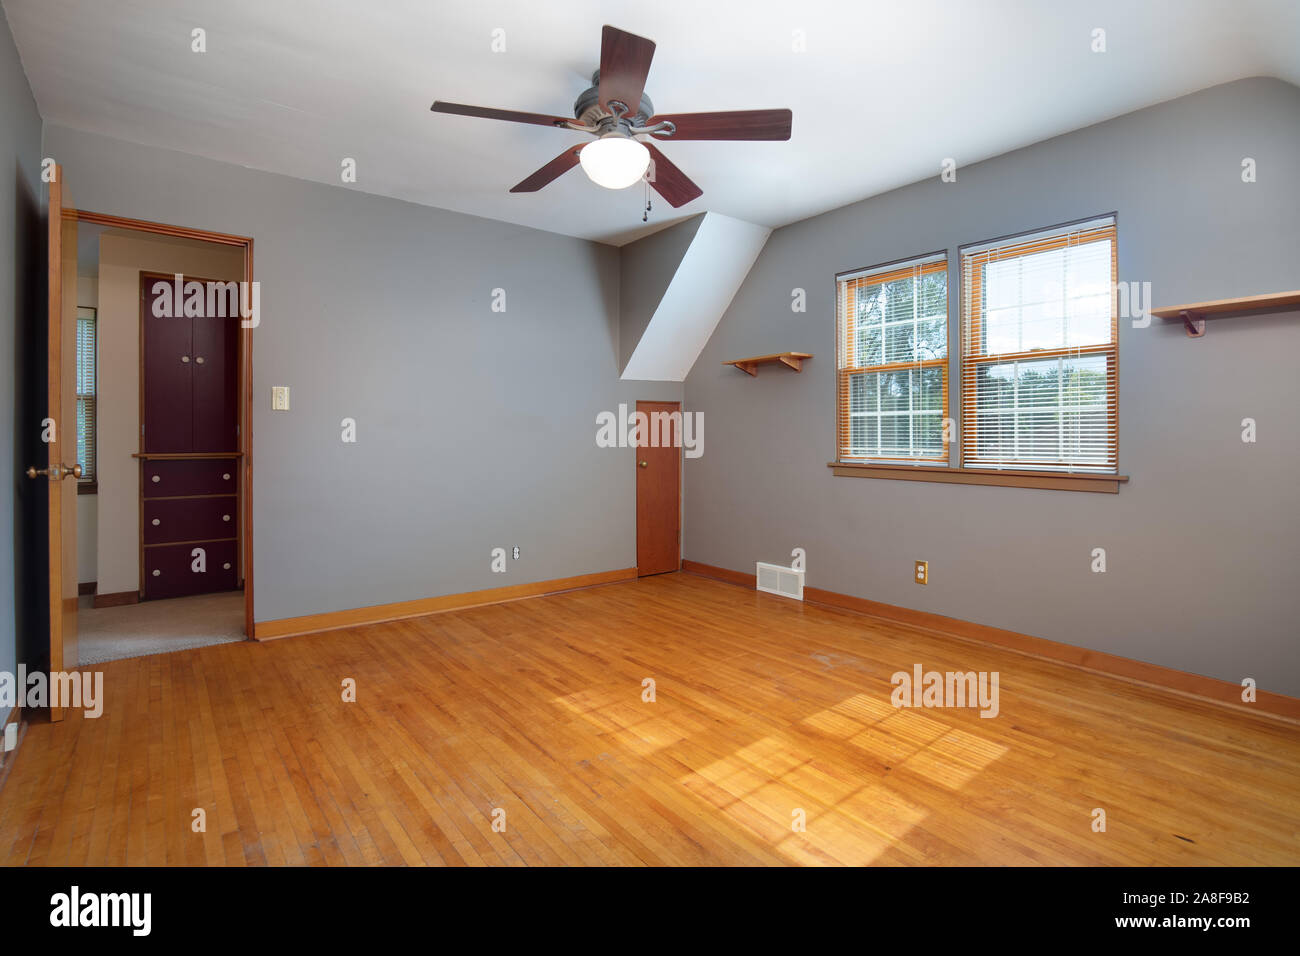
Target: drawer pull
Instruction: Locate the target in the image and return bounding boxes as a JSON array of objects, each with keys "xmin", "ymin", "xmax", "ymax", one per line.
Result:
[
  {"xmin": 195, "ymin": 356, "xmax": 205, "ymax": 365},
  {"xmin": 151, "ymin": 475, "xmax": 160, "ymax": 483},
  {"xmin": 152, "ymin": 518, "xmax": 160, "ymax": 526},
  {"xmin": 180, "ymin": 355, "xmax": 190, "ymax": 363},
  {"xmin": 223, "ymin": 562, "xmax": 231, "ymax": 570},
  {"xmin": 222, "ymin": 514, "xmax": 231, "ymax": 522},
  {"xmin": 152, "ymin": 569, "xmax": 161, "ymax": 577},
  {"xmin": 222, "ymin": 473, "xmax": 231, "ymax": 481}
]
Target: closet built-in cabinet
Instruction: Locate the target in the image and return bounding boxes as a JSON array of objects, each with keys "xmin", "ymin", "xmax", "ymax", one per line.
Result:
[{"xmin": 139, "ymin": 272, "xmax": 241, "ymax": 600}]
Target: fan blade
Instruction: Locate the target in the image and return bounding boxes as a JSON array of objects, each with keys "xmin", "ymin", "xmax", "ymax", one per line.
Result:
[
  {"xmin": 647, "ymin": 109, "xmax": 792, "ymax": 141},
  {"xmin": 509, "ymin": 147, "xmax": 583, "ymax": 193},
  {"xmin": 598, "ymin": 26, "xmax": 656, "ymax": 116},
  {"xmin": 644, "ymin": 143, "xmax": 702, "ymax": 208},
  {"xmin": 432, "ymin": 101, "xmax": 571, "ymax": 129}
]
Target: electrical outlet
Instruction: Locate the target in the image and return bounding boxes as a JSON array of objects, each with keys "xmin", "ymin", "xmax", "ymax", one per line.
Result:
[
  {"xmin": 914, "ymin": 560, "xmax": 928, "ymax": 585},
  {"xmin": 271, "ymin": 386, "xmax": 290, "ymax": 411}
]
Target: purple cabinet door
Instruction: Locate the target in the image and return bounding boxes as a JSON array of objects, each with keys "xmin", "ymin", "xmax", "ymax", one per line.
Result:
[
  {"xmin": 191, "ymin": 305, "xmax": 239, "ymax": 452},
  {"xmin": 142, "ymin": 277, "xmax": 194, "ymax": 453}
]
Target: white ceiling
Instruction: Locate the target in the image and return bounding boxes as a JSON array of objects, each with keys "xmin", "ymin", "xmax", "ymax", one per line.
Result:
[{"xmin": 5, "ymin": 0, "xmax": 1298, "ymax": 245}]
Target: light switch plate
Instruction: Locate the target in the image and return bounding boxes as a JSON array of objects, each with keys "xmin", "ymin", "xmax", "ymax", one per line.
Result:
[{"xmin": 271, "ymin": 386, "xmax": 290, "ymax": 411}]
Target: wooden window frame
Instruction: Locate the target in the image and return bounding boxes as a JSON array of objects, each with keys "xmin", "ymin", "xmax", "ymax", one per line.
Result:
[
  {"xmin": 75, "ymin": 305, "xmax": 97, "ymax": 493},
  {"xmin": 836, "ymin": 256, "xmax": 950, "ymax": 465},
  {"xmin": 959, "ymin": 218, "xmax": 1119, "ymax": 474},
  {"xmin": 830, "ymin": 215, "xmax": 1127, "ymax": 493}
]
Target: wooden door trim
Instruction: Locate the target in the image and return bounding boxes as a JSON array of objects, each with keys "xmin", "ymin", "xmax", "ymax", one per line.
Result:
[
  {"xmin": 70, "ymin": 209, "xmax": 256, "ymax": 637},
  {"xmin": 635, "ymin": 399, "xmax": 682, "ymax": 576},
  {"xmin": 46, "ymin": 169, "xmax": 65, "ymax": 720}
]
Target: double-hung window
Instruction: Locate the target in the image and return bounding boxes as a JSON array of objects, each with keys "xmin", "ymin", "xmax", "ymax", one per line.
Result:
[
  {"xmin": 836, "ymin": 254, "xmax": 948, "ymax": 463},
  {"xmin": 76, "ymin": 306, "xmax": 97, "ymax": 485},
  {"xmin": 959, "ymin": 217, "xmax": 1118, "ymax": 473}
]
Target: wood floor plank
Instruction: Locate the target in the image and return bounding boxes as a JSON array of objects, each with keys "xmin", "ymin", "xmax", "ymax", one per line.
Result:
[{"xmin": 2, "ymin": 573, "xmax": 1297, "ymax": 866}]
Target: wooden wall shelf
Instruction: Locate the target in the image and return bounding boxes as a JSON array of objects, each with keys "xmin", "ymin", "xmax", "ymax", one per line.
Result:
[
  {"xmin": 1150, "ymin": 291, "xmax": 1300, "ymax": 338},
  {"xmin": 724, "ymin": 352, "xmax": 812, "ymax": 376}
]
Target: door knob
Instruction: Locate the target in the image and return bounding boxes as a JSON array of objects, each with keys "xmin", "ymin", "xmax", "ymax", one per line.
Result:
[
  {"xmin": 26, "ymin": 463, "xmax": 82, "ymax": 480},
  {"xmin": 639, "ymin": 460, "xmax": 648, "ymax": 468}
]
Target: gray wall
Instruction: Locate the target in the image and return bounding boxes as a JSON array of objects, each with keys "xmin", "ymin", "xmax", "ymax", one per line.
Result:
[
  {"xmin": 45, "ymin": 123, "xmax": 680, "ymax": 623},
  {"xmin": 1, "ymin": 5, "xmax": 43, "ymax": 721},
  {"xmin": 685, "ymin": 77, "xmax": 1300, "ymax": 696}
]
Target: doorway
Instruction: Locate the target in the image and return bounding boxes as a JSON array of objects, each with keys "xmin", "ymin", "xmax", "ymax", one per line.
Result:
[
  {"xmin": 635, "ymin": 400, "xmax": 682, "ymax": 576},
  {"xmin": 31, "ymin": 167, "xmax": 256, "ymax": 690}
]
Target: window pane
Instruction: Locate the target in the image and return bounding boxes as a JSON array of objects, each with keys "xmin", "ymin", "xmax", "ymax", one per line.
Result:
[
  {"xmin": 970, "ymin": 354, "xmax": 1109, "ymax": 466},
  {"xmin": 919, "ymin": 271, "xmax": 946, "ymax": 318},
  {"xmin": 855, "ymin": 325, "xmax": 882, "ymax": 367},
  {"xmin": 75, "ymin": 310, "xmax": 95, "ymax": 480},
  {"xmin": 846, "ymin": 368, "xmax": 945, "ymax": 460},
  {"xmin": 916, "ymin": 317, "xmax": 946, "ymax": 361},
  {"xmin": 978, "ymin": 238, "xmax": 1113, "ymax": 356},
  {"xmin": 77, "ymin": 399, "xmax": 88, "ymax": 470},
  {"xmin": 840, "ymin": 260, "xmax": 948, "ymax": 462},
  {"xmin": 884, "ymin": 321, "xmax": 914, "ymax": 364},
  {"xmin": 881, "ymin": 277, "xmax": 914, "ymax": 324}
]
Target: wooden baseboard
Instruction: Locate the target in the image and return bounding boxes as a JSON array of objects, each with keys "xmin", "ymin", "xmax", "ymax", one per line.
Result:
[
  {"xmin": 92, "ymin": 590, "xmax": 139, "ymax": 609},
  {"xmin": 681, "ymin": 559, "xmax": 1300, "ymax": 723},
  {"xmin": 254, "ymin": 568, "xmax": 639, "ymax": 641},
  {"xmin": 0, "ymin": 706, "xmax": 26, "ymax": 793},
  {"xmin": 78, "ymin": 581, "xmax": 95, "ymax": 596}
]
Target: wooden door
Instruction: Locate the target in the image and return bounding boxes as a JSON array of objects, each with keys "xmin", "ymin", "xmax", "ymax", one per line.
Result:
[
  {"xmin": 635, "ymin": 400, "xmax": 681, "ymax": 575},
  {"xmin": 30, "ymin": 167, "xmax": 79, "ymax": 719},
  {"xmin": 141, "ymin": 274, "xmax": 194, "ymax": 452}
]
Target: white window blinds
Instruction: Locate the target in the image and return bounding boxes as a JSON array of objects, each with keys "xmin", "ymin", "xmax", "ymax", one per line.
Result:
[
  {"xmin": 959, "ymin": 217, "xmax": 1118, "ymax": 473},
  {"xmin": 837, "ymin": 254, "xmax": 949, "ymax": 463}
]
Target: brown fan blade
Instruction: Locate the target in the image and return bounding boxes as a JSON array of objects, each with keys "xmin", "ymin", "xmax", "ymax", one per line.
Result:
[
  {"xmin": 644, "ymin": 143, "xmax": 702, "ymax": 208},
  {"xmin": 509, "ymin": 146, "xmax": 583, "ymax": 193},
  {"xmin": 432, "ymin": 101, "xmax": 571, "ymax": 129},
  {"xmin": 598, "ymin": 26, "xmax": 656, "ymax": 116},
  {"xmin": 646, "ymin": 109, "xmax": 792, "ymax": 141}
]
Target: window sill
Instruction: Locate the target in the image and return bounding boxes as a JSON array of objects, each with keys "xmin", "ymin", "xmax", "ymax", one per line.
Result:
[
  {"xmin": 77, "ymin": 480, "xmax": 98, "ymax": 496},
  {"xmin": 828, "ymin": 461, "xmax": 1128, "ymax": 493}
]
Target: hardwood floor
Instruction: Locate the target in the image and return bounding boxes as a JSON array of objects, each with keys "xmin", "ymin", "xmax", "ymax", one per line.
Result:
[{"xmin": 2, "ymin": 572, "xmax": 1297, "ymax": 865}]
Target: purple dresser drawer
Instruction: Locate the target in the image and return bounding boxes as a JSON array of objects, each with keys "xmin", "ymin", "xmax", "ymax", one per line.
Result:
[
  {"xmin": 143, "ymin": 458, "xmax": 238, "ymax": 497},
  {"xmin": 143, "ymin": 497, "xmax": 237, "ymax": 545},
  {"xmin": 143, "ymin": 540, "xmax": 238, "ymax": 600}
]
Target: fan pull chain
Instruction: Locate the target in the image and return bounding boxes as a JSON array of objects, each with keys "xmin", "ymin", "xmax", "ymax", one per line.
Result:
[{"xmin": 642, "ymin": 177, "xmax": 652, "ymax": 222}]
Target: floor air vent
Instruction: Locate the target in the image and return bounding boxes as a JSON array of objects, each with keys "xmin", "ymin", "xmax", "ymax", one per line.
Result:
[{"xmin": 756, "ymin": 562, "xmax": 804, "ymax": 601}]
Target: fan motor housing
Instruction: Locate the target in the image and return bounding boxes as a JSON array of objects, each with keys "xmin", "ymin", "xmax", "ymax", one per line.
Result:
[{"xmin": 573, "ymin": 70, "xmax": 654, "ymax": 130}]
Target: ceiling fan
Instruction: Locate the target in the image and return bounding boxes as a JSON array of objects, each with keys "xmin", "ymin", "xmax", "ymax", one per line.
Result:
[{"xmin": 431, "ymin": 25, "xmax": 792, "ymax": 208}]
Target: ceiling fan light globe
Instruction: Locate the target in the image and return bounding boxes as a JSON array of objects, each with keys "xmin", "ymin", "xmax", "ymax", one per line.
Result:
[{"xmin": 579, "ymin": 136, "xmax": 650, "ymax": 190}]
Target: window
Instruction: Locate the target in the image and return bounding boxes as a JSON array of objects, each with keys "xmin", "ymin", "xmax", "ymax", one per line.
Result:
[
  {"xmin": 836, "ymin": 254, "xmax": 948, "ymax": 463},
  {"xmin": 75, "ymin": 306, "xmax": 96, "ymax": 484},
  {"xmin": 959, "ymin": 216, "xmax": 1117, "ymax": 473}
]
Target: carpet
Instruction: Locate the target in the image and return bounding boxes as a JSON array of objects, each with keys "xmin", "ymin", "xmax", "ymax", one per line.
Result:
[{"xmin": 78, "ymin": 591, "xmax": 246, "ymax": 665}]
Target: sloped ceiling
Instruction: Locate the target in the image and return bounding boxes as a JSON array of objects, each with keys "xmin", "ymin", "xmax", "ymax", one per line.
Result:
[{"xmin": 620, "ymin": 212, "xmax": 770, "ymax": 382}]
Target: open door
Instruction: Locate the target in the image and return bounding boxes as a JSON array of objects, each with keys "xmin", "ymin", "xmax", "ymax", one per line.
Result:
[{"xmin": 25, "ymin": 165, "xmax": 79, "ymax": 720}]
